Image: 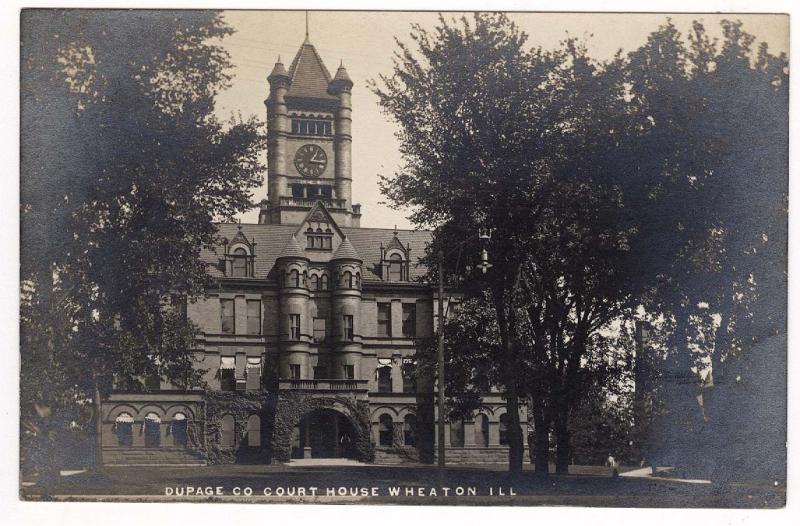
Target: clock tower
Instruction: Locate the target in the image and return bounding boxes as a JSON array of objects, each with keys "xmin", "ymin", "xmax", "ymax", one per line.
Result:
[{"xmin": 259, "ymin": 34, "xmax": 361, "ymax": 227}]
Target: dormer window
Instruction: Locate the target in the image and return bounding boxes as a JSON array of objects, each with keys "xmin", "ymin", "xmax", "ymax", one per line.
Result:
[
  {"xmin": 380, "ymin": 231, "xmax": 411, "ymax": 282},
  {"xmin": 222, "ymin": 228, "xmax": 256, "ymax": 278},
  {"xmin": 389, "ymin": 254, "xmax": 403, "ymax": 281},
  {"xmin": 232, "ymin": 248, "xmax": 249, "ymax": 277}
]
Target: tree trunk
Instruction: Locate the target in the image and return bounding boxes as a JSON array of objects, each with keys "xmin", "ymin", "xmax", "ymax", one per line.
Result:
[
  {"xmin": 91, "ymin": 369, "xmax": 104, "ymax": 472},
  {"xmin": 554, "ymin": 407, "xmax": 570, "ymax": 474},
  {"xmin": 492, "ymin": 284, "xmax": 524, "ymax": 474},
  {"xmin": 532, "ymin": 399, "xmax": 550, "ymax": 475},
  {"xmin": 505, "ymin": 394, "xmax": 525, "ymax": 474}
]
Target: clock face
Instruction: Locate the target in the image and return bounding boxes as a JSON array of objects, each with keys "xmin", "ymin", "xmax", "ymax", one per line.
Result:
[{"xmin": 294, "ymin": 144, "xmax": 328, "ymax": 177}]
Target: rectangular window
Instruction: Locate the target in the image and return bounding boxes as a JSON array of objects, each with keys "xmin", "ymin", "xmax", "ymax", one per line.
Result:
[
  {"xmin": 289, "ymin": 364, "xmax": 301, "ymax": 380},
  {"xmin": 246, "ymin": 357, "xmax": 261, "ymax": 391},
  {"xmin": 246, "ymin": 300, "xmax": 261, "ymax": 335},
  {"xmin": 402, "ymin": 303, "xmax": 416, "ymax": 337},
  {"xmin": 343, "ymin": 364, "xmax": 355, "ymax": 380},
  {"xmin": 377, "ymin": 366, "xmax": 392, "ymax": 393},
  {"xmin": 313, "ymin": 317, "xmax": 327, "ymax": 342},
  {"xmin": 220, "ymin": 356, "xmax": 236, "ymax": 391},
  {"xmin": 343, "ymin": 315, "xmax": 354, "ymax": 340},
  {"xmin": 321, "ymin": 185, "xmax": 332, "ymax": 198},
  {"xmin": 313, "ymin": 366, "xmax": 326, "ymax": 379},
  {"xmin": 290, "ymin": 314, "xmax": 301, "ymax": 340},
  {"xmin": 291, "ymin": 184, "xmax": 304, "ymax": 198},
  {"xmin": 220, "ymin": 299, "xmax": 235, "ymax": 334},
  {"xmin": 377, "ymin": 303, "xmax": 392, "ymax": 337}
]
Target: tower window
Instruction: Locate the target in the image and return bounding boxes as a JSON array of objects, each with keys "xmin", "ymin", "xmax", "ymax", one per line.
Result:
[
  {"xmin": 292, "ymin": 119, "xmax": 333, "ymax": 136},
  {"xmin": 343, "ymin": 315, "xmax": 354, "ymax": 340},
  {"xmin": 290, "ymin": 314, "xmax": 301, "ymax": 340}
]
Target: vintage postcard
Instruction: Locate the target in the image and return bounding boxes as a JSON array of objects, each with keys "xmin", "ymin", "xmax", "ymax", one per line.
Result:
[{"xmin": 18, "ymin": 8, "xmax": 788, "ymax": 508}]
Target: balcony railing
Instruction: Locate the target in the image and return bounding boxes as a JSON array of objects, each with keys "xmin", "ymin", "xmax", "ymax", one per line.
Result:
[
  {"xmin": 279, "ymin": 379, "xmax": 369, "ymax": 391},
  {"xmin": 280, "ymin": 197, "xmax": 347, "ymax": 209}
]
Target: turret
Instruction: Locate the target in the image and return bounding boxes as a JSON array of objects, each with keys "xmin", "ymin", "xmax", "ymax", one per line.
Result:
[
  {"xmin": 262, "ymin": 58, "xmax": 292, "ymax": 224},
  {"xmin": 329, "ymin": 237, "xmax": 362, "ymax": 380},
  {"xmin": 328, "ymin": 63, "xmax": 354, "ymax": 216},
  {"xmin": 276, "ymin": 235, "xmax": 311, "ymax": 379}
]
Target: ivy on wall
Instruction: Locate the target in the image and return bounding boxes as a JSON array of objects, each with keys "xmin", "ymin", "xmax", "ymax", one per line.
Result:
[
  {"xmin": 270, "ymin": 392, "xmax": 374, "ymax": 463},
  {"xmin": 202, "ymin": 390, "xmax": 374, "ymax": 465},
  {"xmin": 203, "ymin": 391, "xmax": 275, "ymax": 464}
]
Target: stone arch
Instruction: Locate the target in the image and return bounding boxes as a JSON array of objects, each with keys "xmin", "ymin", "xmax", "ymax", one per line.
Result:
[
  {"xmin": 396, "ymin": 406, "xmax": 417, "ymax": 420},
  {"xmin": 106, "ymin": 404, "xmax": 139, "ymax": 422},
  {"xmin": 165, "ymin": 404, "xmax": 195, "ymax": 421},
  {"xmin": 271, "ymin": 393, "xmax": 373, "ymax": 462},
  {"xmin": 136, "ymin": 404, "xmax": 166, "ymax": 421},
  {"xmin": 370, "ymin": 405, "xmax": 400, "ymax": 421}
]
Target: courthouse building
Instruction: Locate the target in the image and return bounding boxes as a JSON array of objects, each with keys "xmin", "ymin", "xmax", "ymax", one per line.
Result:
[{"xmin": 100, "ymin": 34, "xmax": 525, "ymax": 466}]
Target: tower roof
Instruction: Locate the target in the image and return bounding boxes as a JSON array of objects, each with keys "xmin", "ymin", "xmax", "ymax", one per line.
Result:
[
  {"xmin": 286, "ymin": 40, "xmax": 338, "ymax": 102},
  {"xmin": 277, "ymin": 234, "xmax": 307, "ymax": 259},
  {"xmin": 332, "ymin": 236, "xmax": 361, "ymax": 261},
  {"xmin": 268, "ymin": 59, "xmax": 289, "ymax": 81}
]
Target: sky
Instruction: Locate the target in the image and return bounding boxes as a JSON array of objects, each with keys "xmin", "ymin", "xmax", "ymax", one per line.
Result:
[{"xmin": 214, "ymin": 10, "xmax": 789, "ymax": 229}]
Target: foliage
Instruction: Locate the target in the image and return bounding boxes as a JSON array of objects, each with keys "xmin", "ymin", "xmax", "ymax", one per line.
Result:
[
  {"xmin": 374, "ymin": 12, "xmax": 787, "ymax": 479},
  {"xmin": 20, "ymin": 9, "xmax": 265, "ymax": 474}
]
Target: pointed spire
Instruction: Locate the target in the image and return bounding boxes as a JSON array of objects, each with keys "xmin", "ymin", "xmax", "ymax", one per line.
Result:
[
  {"xmin": 277, "ymin": 234, "xmax": 307, "ymax": 260},
  {"xmin": 332, "ymin": 236, "xmax": 361, "ymax": 261},
  {"xmin": 329, "ymin": 61, "xmax": 353, "ymax": 94},
  {"xmin": 268, "ymin": 56, "xmax": 289, "ymax": 83}
]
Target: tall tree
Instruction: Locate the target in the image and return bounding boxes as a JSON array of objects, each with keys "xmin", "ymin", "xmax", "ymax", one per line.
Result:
[
  {"xmin": 20, "ymin": 10, "xmax": 265, "ymax": 478},
  {"xmin": 372, "ymin": 13, "xmax": 565, "ymax": 473}
]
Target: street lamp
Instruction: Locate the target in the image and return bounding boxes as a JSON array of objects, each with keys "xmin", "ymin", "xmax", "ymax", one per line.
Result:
[{"xmin": 436, "ymin": 228, "xmax": 491, "ymax": 471}]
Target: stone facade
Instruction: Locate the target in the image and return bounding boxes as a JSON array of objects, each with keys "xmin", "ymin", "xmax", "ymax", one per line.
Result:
[{"xmin": 99, "ymin": 34, "xmax": 526, "ymax": 466}]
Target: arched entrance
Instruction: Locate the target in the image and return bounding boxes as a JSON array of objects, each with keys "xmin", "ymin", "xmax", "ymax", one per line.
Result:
[
  {"xmin": 293, "ymin": 408, "xmax": 357, "ymax": 459},
  {"xmin": 272, "ymin": 393, "xmax": 374, "ymax": 463}
]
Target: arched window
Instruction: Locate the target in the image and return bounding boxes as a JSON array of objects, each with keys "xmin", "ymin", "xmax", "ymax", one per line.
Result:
[
  {"xmin": 144, "ymin": 413, "xmax": 161, "ymax": 448},
  {"xmin": 232, "ymin": 247, "xmax": 248, "ymax": 277},
  {"xmin": 288, "ymin": 269, "xmax": 299, "ymax": 288},
  {"xmin": 246, "ymin": 415, "xmax": 261, "ymax": 447},
  {"xmin": 310, "ymin": 274, "xmax": 319, "ymax": 290},
  {"xmin": 378, "ymin": 414, "xmax": 394, "ymax": 447},
  {"xmin": 343, "ymin": 271, "xmax": 353, "ymax": 289},
  {"xmin": 474, "ymin": 414, "xmax": 489, "ymax": 448},
  {"xmin": 403, "ymin": 414, "xmax": 417, "ymax": 446},
  {"xmin": 221, "ymin": 414, "xmax": 235, "ymax": 448},
  {"xmin": 302, "ymin": 271, "xmax": 308, "ymax": 288},
  {"xmin": 115, "ymin": 413, "xmax": 134, "ymax": 446},
  {"xmin": 320, "ymin": 274, "xmax": 329, "ymax": 290},
  {"xmin": 388, "ymin": 253, "xmax": 403, "ymax": 281},
  {"xmin": 355, "ymin": 272, "xmax": 361, "ymax": 289},
  {"xmin": 172, "ymin": 412, "xmax": 188, "ymax": 447},
  {"xmin": 499, "ymin": 414, "xmax": 510, "ymax": 446},
  {"xmin": 449, "ymin": 417, "xmax": 464, "ymax": 447}
]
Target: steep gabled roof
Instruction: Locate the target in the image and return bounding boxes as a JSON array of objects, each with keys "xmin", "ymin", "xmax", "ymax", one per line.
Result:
[{"xmin": 286, "ymin": 40, "xmax": 338, "ymax": 102}]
